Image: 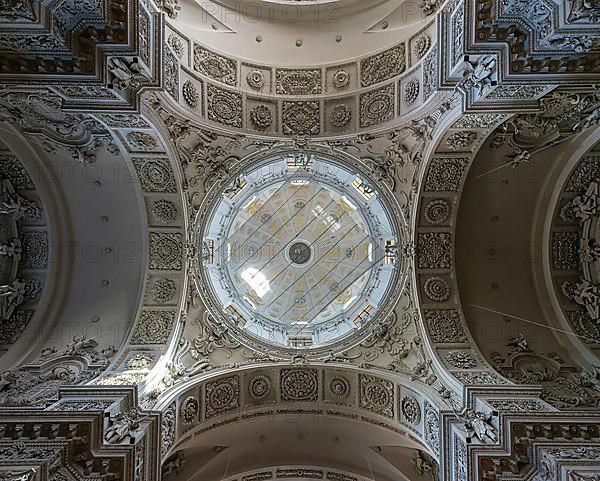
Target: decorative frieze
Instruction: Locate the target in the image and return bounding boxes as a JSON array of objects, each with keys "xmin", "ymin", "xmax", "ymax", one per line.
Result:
[
  {"xmin": 424, "ymin": 157, "xmax": 469, "ymax": 192},
  {"xmin": 280, "ymin": 368, "xmax": 318, "ymax": 402},
  {"xmin": 149, "ymin": 232, "xmax": 183, "ymax": 270},
  {"xmin": 205, "ymin": 375, "xmax": 240, "ymax": 418},
  {"xmin": 360, "ymin": 44, "xmax": 406, "ymax": 87},
  {"xmin": 132, "ymin": 157, "xmax": 177, "ymax": 193},
  {"xmin": 193, "ymin": 46, "xmax": 237, "ymax": 86},
  {"xmin": 131, "ymin": 310, "xmax": 176, "ymax": 344},
  {"xmin": 359, "ymin": 84, "xmax": 394, "ymax": 128},
  {"xmin": 423, "ymin": 309, "xmax": 467, "ymax": 343},
  {"xmin": 207, "ymin": 84, "xmax": 243, "ymax": 128},
  {"xmin": 276, "ymin": 68, "xmax": 322, "ymax": 95},
  {"xmin": 417, "ymin": 232, "xmax": 452, "ymax": 269},
  {"xmin": 282, "ymin": 101, "xmax": 320, "ymax": 136},
  {"xmin": 359, "ymin": 375, "xmax": 394, "ymax": 418}
]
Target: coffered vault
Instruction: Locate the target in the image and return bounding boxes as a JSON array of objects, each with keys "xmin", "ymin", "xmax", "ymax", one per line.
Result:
[{"xmin": 0, "ymin": 0, "xmax": 599, "ymax": 480}]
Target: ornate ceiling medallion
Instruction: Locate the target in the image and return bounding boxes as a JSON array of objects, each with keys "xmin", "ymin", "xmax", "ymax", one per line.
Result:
[{"xmin": 194, "ymin": 146, "xmax": 409, "ymax": 358}]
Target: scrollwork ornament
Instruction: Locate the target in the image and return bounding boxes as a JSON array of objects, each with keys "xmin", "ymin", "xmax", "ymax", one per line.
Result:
[
  {"xmin": 192, "ymin": 312, "xmax": 241, "ymax": 358},
  {"xmin": 161, "ymin": 404, "xmax": 176, "ymax": 457},
  {"xmin": 361, "ymin": 311, "xmax": 412, "ymax": 361},
  {"xmin": 424, "ymin": 402, "xmax": 440, "ymax": 454}
]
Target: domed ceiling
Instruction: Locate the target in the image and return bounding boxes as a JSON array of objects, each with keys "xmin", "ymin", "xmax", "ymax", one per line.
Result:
[{"xmin": 198, "ymin": 150, "xmax": 406, "ymax": 350}]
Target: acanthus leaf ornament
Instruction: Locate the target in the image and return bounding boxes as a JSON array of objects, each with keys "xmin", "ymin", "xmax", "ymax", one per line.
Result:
[
  {"xmin": 387, "ymin": 337, "xmax": 436, "ymax": 384},
  {"xmin": 361, "ymin": 311, "xmax": 412, "ymax": 362}
]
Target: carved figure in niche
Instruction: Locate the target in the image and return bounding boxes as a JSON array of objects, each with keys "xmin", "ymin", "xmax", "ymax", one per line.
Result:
[
  {"xmin": 0, "ymin": 180, "xmax": 31, "ymax": 219},
  {"xmin": 0, "ymin": 370, "xmax": 18, "ymax": 392},
  {"xmin": 573, "ymin": 107, "xmax": 600, "ymax": 131},
  {"xmin": 506, "ymin": 149, "xmax": 531, "ymax": 168},
  {"xmin": 0, "ymin": 279, "xmax": 25, "ymax": 320},
  {"xmin": 573, "ymin": 280, "xmax": 600, "ymax": 320},
  {"xmin": 571, "ymin": 181, "xmax": 599, "ymax": 221},
  {"xmin": 421, "ymin": 0, "xmax": 441, "ymax": 16},
  {"xmin": 108, "ymin": 57, "xmax": 142, "ymax": 90},
  {"xmin": 0, "ymin": 240, "xmax": 21, "ymax": 257},
  {"xmin": 64, "ymin": 335, "xmax": 98, "ymax": 354},
  {"xmin": 413, "ymin": 450, "xmax": 434, "ymax": 475},
  {"xmin": 581, "ymin": 238, "xmax": 600, "ymax": 263},
  {"xmin": 461, "ymin": 55, "xmax": 496, "ymax": 95},
  {"xmin": 105, "ymin": 408, "xmax": 149, "ymax": 443},
  {"xmin": 163, "ymin": 452, "xmax": 186, "ymax": 477},
  {"xmin": 506, "ymin": 333, "xmax": 530, "ymax": 352},
  {"xmin": 462, "ymin": 409, "xmax": 498, "ymax": 443}
]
